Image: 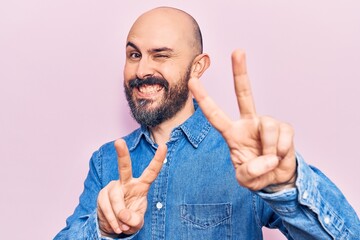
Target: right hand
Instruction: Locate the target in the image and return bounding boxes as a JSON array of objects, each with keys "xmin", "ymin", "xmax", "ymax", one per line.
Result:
[
  {"xmin": 188, "ymin": 50, "xmax": 296, "ymax": 192},
  {"xmin": 97, "ymin": 139, "xmax": 167, "ymax": 236}
]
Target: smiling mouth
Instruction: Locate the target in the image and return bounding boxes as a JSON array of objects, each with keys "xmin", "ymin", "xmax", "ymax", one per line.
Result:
[
  {"xmin": 128, "ymin": 77, "xmax": 169, "ymax": 99},
  {"xmin": 138, "ymin": 84, "xmax": 163, "ymax": 94}
]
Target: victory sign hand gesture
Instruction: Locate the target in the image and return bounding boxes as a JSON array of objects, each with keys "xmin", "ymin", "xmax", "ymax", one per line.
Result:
[
  {"xmin": 188, "ymin": 50, "xmax": 297, "ymax": 192},
  {"xmin": 97, "ymin": 139, "xmax": 167, "ymax": 236}
]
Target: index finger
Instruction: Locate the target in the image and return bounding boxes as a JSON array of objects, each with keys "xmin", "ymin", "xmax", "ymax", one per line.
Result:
[
  {"xmin": 139, "ymin": 144, "xmax": 167, "ymax": 184},
  {"xmin": 232, "ymin": 49, "xmax": 257, "ymax": 118},
  {"xmin": 114, "ymin": 139, "xmax": 133, "ymax": 184},
  {"xmin": 188, "ymin": 76, "xmax": 233, "ymax": 135}
]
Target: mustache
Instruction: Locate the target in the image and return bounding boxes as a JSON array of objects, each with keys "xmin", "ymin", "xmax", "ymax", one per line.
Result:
[{"xmin": 128, "ymin": 77, "xmax": 169, "ymax": 91}]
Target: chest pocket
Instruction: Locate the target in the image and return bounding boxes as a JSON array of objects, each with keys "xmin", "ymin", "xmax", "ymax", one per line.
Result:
[{"xmin": 180, "ymin": 203, "xmax": 232, "ymax": 240}]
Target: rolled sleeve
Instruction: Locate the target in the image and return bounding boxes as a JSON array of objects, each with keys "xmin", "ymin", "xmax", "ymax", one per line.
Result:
[{"xmin": 257, "ymin": 153, "xmax": 359, "ymax": 239}]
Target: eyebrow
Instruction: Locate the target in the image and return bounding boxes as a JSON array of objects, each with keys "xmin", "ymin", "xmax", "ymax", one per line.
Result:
[
  {"xmin": 126, "ymin": 41, "xmax": 140, "ymax": 52},
  {"xmin": 126, "ymin": 41, "xmax": 174, "ymax": 54},
  {"xmin": 150, "ymin": 47, "xmax": 174, "ymax": 53}
]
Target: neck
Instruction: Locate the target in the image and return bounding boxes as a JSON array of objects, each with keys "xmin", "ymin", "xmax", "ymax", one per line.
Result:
[{"xmin": 149, "ymin": 97, "xmax": 194, "ymax": 145}]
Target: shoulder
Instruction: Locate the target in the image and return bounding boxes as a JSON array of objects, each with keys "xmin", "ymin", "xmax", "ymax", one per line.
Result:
[
  {"xmin": 96, "ymin": 127, "xmax": 142, "ymax": 155},
  {"xmin": 205, "ymin": 124, "xmax": 228, "ymax": 145},
  {"xmin": 94, "ymin": 127, "xmax": 142, "ymax": 163},
  {"xmin": 89, "ymin": 128, "xmax": 142, "ymax": 184},
  {"xmin": 89, "ymin": 140, "xmax": 117, "ymax": 178}
]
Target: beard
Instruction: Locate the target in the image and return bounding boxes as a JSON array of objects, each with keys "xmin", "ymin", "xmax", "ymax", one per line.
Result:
[{"xmin": 124, "ymin": 67, "xmax": 191, "ymax": 127}]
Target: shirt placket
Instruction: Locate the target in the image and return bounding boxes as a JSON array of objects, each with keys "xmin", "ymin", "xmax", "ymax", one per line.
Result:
[{"xmin": 150, "ymin": 140, "xmax": 176, "ymax": 240}]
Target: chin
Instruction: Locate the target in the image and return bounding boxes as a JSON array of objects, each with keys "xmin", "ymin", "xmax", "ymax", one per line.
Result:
[{"xmin": 136, "ymin": 98, "xmax": 160, "ymax": 109}]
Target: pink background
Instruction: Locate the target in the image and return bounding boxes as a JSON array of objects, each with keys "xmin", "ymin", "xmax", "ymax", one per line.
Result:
[{"xmin": 1, "ymin": 1, "xmax": 359, "ymax": 239}]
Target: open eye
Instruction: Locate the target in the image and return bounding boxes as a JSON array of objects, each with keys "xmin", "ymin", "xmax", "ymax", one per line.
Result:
[{"xmin": 129, "ymin": 52, "xmax": 141, "ymax": 59}]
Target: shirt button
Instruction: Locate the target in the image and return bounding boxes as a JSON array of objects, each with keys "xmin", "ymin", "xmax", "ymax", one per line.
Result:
[
  {"xmin": 324, "ymin": 216, "xmax": 331, "ymax": 224},
  {"xmin": 156, "ymin": 202, "xmax": 163, "ymax": 209},
  {"xmin": 163, "ymin": 158, "xmax": 168, "ymax": 164},
  {"xmin": 302, "ymin": 191, "xmax": 309, "ymax": 200}
]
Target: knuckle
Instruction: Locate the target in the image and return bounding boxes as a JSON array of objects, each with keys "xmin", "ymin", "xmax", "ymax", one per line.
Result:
[
  {"xmin": 238, "ymin": 177, "xmax": 260, "ymax": 191},
  {"xmin": 97, "ymin": 188, "xmax": 108, "ymax": 202},
  {"xmin": 245, "ymin": 164, "xmax": 259, "ymax": 178},
  {"xmin": 119, "ymin": 160, "xmax": 131, "ymax": 170},
  {"xmin": 277, "ymin": 144, "xmax": 288, "ymax": 154},
  {"xmin": 109, "ymin": 192, "xmax": 123, "ymax": 204},
  {"xmin": 108, "ymin": 188, "xmax": 124, "ymax": 202},
  {"xmin": 107, "ymin": 180, "xmax": 118, "ymax": 188},
  {"xmin": 208, "ymin": 109, "xmax": 221, "ymax": 122},
  {"xmin": 237, "ymin": 165, "xmax": 256, "ymax": 182},
  {"xmin": 260, "ymin": 116, "xmax": 278, "ymax": 130},
  {"xmin": 280, "ymin": 123, "xmax": 294, "ymax": 134},
  {"xmin": 147, "ymin": 166, "xmax": 160, "ymax": 176},
  {"xmin": 237, "ymin": 88, "xmax": 252, "ymax": 98}
]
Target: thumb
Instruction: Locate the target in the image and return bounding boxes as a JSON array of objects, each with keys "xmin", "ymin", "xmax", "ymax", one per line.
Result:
[{"xmin": 118, "ymin": 208, "xmax": 144, "ymax": 230}]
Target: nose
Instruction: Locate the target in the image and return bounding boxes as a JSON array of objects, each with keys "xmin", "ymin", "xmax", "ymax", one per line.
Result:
[{"xmin": 136, "ymin": 57, "xmax": 155, "ymax": 79}]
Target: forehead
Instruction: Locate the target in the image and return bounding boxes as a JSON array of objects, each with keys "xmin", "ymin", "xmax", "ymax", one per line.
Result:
[{"xmin": 126, "ymin": 10, "xmax": 193, "ymax": 51}]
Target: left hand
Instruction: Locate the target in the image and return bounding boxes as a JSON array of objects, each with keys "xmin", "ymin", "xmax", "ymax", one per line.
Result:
[
  {"xmin": 97, "ymin": 139, "xmax": 167, "ymax": 236},
  {"xmin": 188, "ymin": 49, "xmax": 297, "ymax": 192}
]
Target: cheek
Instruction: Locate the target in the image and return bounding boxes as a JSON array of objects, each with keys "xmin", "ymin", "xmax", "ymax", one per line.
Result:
[
  {"xmin": 123, "ymin": 62, "xmax": 136, "ymax": 80},
  {"xmin": 159, "ymin": 63, "xmax": 184, "ymax": 84}
]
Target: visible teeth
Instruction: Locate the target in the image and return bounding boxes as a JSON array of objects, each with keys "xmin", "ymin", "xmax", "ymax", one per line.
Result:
[{"xmin": 138, "ymin": 84, "xmax": 162, "ymax": 93}]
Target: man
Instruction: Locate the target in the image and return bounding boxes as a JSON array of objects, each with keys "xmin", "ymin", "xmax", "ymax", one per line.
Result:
[{"xmin": 55, "ymin": 7, "xmax": 359, "ymax": 239}]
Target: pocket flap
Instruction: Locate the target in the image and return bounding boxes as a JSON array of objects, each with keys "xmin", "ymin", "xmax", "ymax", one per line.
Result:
[{"xmin": 180, "ymin": 203, "xmax": 232, "ymax": 228}]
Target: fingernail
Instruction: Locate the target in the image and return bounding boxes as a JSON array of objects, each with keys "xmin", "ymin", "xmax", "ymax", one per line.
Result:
[
  {"xmin": 266, "ymin": 155, "xmax": 279, "ymax": 168},
  {"xmin": 121, "ymin": 224, "xmax": 130, "ymax": 231}
]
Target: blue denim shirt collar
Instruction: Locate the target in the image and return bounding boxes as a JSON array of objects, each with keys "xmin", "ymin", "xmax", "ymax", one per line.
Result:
[{"xmin": 126, "ymin": 100, "xmax": 212, "ymax": 151}]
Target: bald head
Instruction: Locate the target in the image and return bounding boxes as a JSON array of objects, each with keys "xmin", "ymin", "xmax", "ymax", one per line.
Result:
[
  {"xmin": 127, "ymin": 7, "xmax": 203, "ymax": 56},
  {"xmin": 123, "ymin": 7, "xmax": 210, "ymax": 127}
]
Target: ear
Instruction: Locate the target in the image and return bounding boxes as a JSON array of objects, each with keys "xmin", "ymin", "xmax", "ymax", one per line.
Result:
[{"xmin": 190, "ymin": 53, "xmax": 211, "ymax": 79}]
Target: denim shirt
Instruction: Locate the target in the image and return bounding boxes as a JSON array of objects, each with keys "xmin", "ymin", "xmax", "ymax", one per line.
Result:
[{"xmin": 55, "ymin": 102, "xmax": 360, "ymax": 240}]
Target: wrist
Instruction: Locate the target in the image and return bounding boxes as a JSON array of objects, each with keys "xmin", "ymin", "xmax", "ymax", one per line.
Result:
[
  {"xmin": 261, "ymin": 173, "xmax": 297, "ymax": 193},
  {"xmin": 100, "ymin": 229, "xmax": 121, "ymax": 238}
]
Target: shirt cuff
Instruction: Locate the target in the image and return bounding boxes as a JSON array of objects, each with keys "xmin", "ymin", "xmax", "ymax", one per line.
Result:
[
  {"xmin": 256, "ymin": 152, "xmax": 353, "ymax": 238},
  {"xmin": 256, "ymin": 152, "xmax": 309, "ymax": 215}
]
